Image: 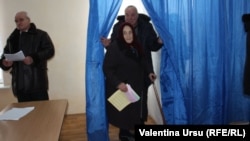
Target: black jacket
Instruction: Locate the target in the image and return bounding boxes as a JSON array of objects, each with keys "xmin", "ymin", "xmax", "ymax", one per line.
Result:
[
  {"xmin": 110, "ymin": 14, "xmax": 163, "ymax": 87},
  {"xmin": 242, "ymin": 14, "xmax": 250, "ymax": 95},
  {"xmin": 0, "ymin": 23, "xmax": 55, "ymax": 95},
  {"xmin": 103, "ymin": 40, "xmax": 151, "ymax": 129}
]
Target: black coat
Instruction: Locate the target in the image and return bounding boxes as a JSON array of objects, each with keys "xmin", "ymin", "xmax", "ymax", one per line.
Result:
[
  {"xmin": 0, "ymin": 23, "xmax": 55, "ymax": 95},
  {"xmin": 103, "ymin": 40, "xmax": 151, "ymax": 129},
  {"xmin": 242, "ymin": 14, "xmax": 250, "ymax": 95},
  {"xmin": 110, "ymin": 14, "xmax": 163, "ymax": 87}
]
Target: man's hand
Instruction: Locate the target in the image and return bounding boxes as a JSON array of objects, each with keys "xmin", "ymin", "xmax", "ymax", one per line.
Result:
[
  {"xmin": 2, "ymin": 59, "xmax": 13, "ymax": 67},
  {"xmin": 100, "ymin": 37, "xmax": 111, "ymax": 47},
  {"xmin": 23, "ymin": 56, "xmax": 33, "ymax": 65},
  {"xmin": 157, "ymin": 37, "xmax": 163, "ymax": 44}
]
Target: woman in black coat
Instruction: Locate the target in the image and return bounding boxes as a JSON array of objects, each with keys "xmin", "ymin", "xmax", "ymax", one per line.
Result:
[
  {"xmin": 101, "ymin": 6, "xmax": 163, "ymax": 123},
  {"xmin": 103, "ymin": 22, "xmax": 156, "ymax": 141}
]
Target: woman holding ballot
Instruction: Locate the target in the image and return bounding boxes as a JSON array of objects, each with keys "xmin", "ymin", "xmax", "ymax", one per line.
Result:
[{"xmin": 103, "ymin": 22, "xmax": 156, "ymax": 141}]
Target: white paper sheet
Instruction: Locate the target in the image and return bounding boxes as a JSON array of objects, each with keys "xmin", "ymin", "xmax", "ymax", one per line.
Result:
[
  {"xmin": 4, "ymin": 50, "xmax": 25, "ymax": 61},
  {"xmin": 0, "ymin": 107, "xmax": 34, "ymax": 120}
]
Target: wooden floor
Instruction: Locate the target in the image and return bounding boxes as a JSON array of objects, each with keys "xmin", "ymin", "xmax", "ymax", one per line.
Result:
[{"xmin": 59, "ymin": 113, "xmax": 155, "ymax": 141}]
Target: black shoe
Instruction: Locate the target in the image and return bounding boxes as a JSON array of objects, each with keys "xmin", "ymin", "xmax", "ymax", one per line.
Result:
[
  {"xmin": 119, "ymin": 129, "xmax": 134, "ymax": 141},
  {"xmin": 119, "ymin": 136, "xmax": 135, "ymax": 141}
]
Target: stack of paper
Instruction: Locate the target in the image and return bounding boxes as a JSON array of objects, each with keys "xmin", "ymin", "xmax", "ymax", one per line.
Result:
[
  {"xmin": 0, "ymin": 107, "xmax": 34, "ymax": 120},
  {"xmin": 108, "ymin": 84, "xmax": 140, "ymax": 111},
  {"xmin": 4, "ymin": 50, "xmax": 25, "ymax": 61}
]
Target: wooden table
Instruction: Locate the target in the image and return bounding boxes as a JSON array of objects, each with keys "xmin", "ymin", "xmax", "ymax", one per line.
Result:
[{"xmin": 0, "ymin": 99, "xmax": 68, "ymax": 141}]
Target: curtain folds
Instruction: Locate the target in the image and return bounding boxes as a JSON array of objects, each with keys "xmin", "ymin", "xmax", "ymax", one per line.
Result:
[
  {"xmin": 142, "ymin": 0, "xmax": 188, "ymax": 124},
  {"xmin": 141, "ymin": 0, "xmax": 250, "ymax": 124},
  {"xmin": 86, "ymin": 0, "xmax": 122, "ymax": 141}
]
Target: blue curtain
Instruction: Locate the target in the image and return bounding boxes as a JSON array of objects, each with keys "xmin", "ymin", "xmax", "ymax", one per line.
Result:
[
  {"xmin": 142, "ymin": 0, "xmax": 188, "ymax": 124},
  {"xmin": 142, "ymin": 0, "xmax": 250, "ymax": 124},
  {"xmin": 86, "ymin": 0, "xmax": 250, "ymax": 140},
  {"xmin": 86, "ymin": 0, "xmax": 122, "ymax": 141}
]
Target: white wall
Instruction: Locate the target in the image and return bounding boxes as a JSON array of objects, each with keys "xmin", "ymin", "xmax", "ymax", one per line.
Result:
[{"xmin": 0, "ymin": 0, "xmax": 88, "ymax": 114}]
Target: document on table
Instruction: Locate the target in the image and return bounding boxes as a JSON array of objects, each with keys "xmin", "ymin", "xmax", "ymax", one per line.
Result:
[
  {"xmin": 4, "ymin": 50, "xmax": 25, "ymax": 61},
  {"xmin": 108, "ymin": 84, "xmax": 140, "ymax": 111},
  {"xmin": 0, "ymin": 107, "xmax": 34, "ymax": 120}
]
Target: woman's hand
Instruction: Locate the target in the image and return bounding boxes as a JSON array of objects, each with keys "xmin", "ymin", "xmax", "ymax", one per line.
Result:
[
  {"xmin": 149, "ymin": 73, "xmax": 157, "ymax": 82},
  {"xmin": 117, "ymin": 82, "xmax": 128, "ymax": 92}
]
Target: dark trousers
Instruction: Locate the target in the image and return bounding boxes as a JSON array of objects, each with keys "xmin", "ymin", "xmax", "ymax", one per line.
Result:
[
  {"xmin": 244, "ymin": 32, "xmax": 250, "ymax": 95},
  {"xmin": 16, "ymin": 91, "xmax": 49, "ymax": 102},
  {"xmin": 119, "ymin": 128, "xmax": 134, "ymax": 138}
]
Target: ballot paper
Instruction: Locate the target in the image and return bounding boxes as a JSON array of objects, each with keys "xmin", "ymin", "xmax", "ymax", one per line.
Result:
[
  {"xmin": 0, "ymin": 107, "xmax": 34, "ymax": 120},
  {"xmin": 4, "ymin": 50, "xmax": 25, "ymax": 61},
  {"xmin": 108, "ymin": 84, "xmax": 140, "ymax": 111}
]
